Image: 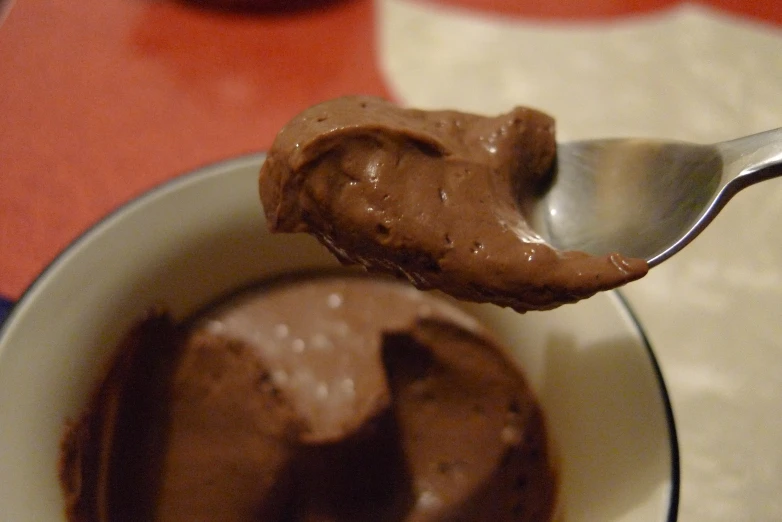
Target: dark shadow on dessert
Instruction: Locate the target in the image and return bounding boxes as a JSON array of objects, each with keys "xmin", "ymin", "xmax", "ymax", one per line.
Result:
[
  {"xmin": 288, "ymin": 410, "xmax": 415, "ymax": 521},
  {"xmin": 59, "ymin": 312, "xmax": 179, "ymax": 521},
  {"xmin": 104, "ymin": 314, "xmax": 179, "ymax": 520}
]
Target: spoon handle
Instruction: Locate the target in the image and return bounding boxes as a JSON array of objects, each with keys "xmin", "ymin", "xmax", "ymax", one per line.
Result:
[{"xmin": 717, "ymin": 127, "xmax": 782, "ymax": 192}]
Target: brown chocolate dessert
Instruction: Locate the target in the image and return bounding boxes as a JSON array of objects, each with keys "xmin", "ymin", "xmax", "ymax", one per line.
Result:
[
  {"xmin": 259, "ymin": 96, "xmax": 648, "ymax": 312},
  {"xmin": 59, "ymin": 274, "xmax": 556, "ymax": 521}
]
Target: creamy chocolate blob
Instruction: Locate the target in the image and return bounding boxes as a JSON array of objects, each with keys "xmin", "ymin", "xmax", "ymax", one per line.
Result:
[
  {"xmin": 259, "ymin": 96, "xmax": 648, "ymax": 312},
  {"xmin": 59, "ymin": 274, "xmax": 556, "ymax": 521}
]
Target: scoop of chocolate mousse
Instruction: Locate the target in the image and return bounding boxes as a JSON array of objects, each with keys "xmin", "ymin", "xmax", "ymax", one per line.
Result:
[
  {"xmin": 259, "ymin": 96, "xmax": 648, "ymax": 312},
  {"xmin": 59, "ymin": 275, "xmax": 556, "ymax": 521}
]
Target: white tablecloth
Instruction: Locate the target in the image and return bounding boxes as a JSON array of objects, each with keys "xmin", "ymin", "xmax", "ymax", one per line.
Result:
[{"xmin": 378, "ymin": 2, "xmax": 782, "ymax": 519}]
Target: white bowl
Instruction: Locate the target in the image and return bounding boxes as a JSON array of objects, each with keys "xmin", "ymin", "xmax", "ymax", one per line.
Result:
[{"xmin": 0, "ymin": 154, "xmax": 678, "ymax": 521}]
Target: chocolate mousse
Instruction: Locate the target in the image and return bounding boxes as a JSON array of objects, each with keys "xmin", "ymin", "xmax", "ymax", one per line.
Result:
[
  {"xmin": 259, "ymin": 96, "xmax": 648, "ymax": 312},
  {"xmin": 59, "ymin": 274, "xmax": 556, "ymax": 521}
]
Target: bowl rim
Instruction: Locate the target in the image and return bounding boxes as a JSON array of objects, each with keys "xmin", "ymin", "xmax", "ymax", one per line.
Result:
[
  {"xmin": 0, "ymin": 152, "xmax": 680, "ymax": 521},
  {"xmin": 613, "ymin": 291, "xmax": 679, "ymax": 522}
]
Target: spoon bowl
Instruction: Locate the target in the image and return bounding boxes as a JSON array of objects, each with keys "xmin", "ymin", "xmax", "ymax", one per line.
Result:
[{"xmin": 531, "ymin": 128, "xmax": 782, "ymax": 267}]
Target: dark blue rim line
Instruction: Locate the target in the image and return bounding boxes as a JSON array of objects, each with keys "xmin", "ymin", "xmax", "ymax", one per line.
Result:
[
  {"xmin": 0, "ymin": 296, "xmax": 12, "ymax": 327},
  {"xmin": 0, "ymin": 153, "xmax": 680, "ymax": 521},
  {"xmin": 615, "ymin": 290, "xmax": 681, "ymax": 522}
]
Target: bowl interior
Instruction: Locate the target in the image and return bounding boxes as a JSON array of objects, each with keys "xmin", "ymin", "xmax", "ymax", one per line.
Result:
[{"xmin": 0, "ymin": 154, "xmax": 677, "ymax": 521}]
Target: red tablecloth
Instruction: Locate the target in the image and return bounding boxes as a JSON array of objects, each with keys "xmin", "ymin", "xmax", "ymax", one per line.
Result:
[{"xmin": 0, "ymin": 0, "xmax": 779, "ymax": 299}]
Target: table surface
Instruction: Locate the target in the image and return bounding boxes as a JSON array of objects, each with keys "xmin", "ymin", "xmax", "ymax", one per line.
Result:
[
  {"xmin": 2, "ymin": 0, "xmax": 782, "ymax": 520},
  {"xmin": 1, "ymin": 0, "xmax": 780, "ymax": 299}
]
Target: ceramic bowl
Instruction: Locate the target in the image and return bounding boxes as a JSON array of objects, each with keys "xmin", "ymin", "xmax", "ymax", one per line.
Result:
[{"xmin": 0, "ymin": 154, "xmax": 678, "ymax": 521}]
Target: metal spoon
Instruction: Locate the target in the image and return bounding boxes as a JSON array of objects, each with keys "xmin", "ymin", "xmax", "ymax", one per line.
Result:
[{"xmin": 529, "ymin": 127, "xmax": 782, "ymax": 267}]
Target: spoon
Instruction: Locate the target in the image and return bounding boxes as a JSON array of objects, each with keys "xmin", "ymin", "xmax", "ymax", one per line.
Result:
[{"xmin": 530, "ymin": 127, "xmax": 782, "ymax": 267}]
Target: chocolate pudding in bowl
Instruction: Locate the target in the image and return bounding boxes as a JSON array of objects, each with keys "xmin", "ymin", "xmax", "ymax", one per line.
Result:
[
  {"xmin": 0, "ymin": 154, "xmax": 678, "ymax": 521},
  {"xmin": 60, "ymin": 274, "xmax": 556, "ymax": 521}
]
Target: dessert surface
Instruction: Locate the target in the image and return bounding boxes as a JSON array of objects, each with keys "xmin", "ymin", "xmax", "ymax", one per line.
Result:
[{"xmin": 59, "ymin": 274, "xmax": 556, "ymax": 521}]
